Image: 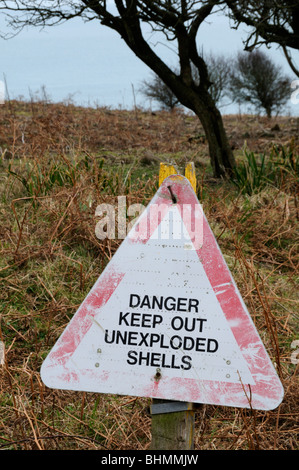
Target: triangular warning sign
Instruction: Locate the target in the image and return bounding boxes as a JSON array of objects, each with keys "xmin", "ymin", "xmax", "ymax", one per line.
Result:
[{"xmin": 41, "ymin": 175, "xmax": 284, "ymax": 410}]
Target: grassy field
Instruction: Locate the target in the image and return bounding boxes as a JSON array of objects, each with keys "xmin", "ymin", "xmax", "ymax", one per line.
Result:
[{"xmin": 0, "ymin": 99, "xmax": 298, "ymax": 450}]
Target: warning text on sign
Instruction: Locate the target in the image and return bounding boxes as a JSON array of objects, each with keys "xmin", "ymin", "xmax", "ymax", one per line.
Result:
[{"xmin": 104, "ymin": 294, "xmax": 219, "ymax": 371}]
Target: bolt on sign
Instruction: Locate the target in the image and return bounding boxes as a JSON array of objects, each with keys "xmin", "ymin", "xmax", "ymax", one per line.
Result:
[{"xmin": 41, "ymin": 175, "xmax": 284, "ymax": 411}]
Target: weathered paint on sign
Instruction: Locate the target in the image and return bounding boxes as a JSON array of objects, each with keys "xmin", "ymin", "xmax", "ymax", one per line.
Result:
[{"xmin": 41, "ymin": 175, "xmax": 284, "ymax": 410}]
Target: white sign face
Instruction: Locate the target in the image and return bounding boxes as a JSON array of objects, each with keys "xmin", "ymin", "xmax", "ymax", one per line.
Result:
[{"xmin": 41, "ymin": 175, "xmax": 284, "ymax": 410}]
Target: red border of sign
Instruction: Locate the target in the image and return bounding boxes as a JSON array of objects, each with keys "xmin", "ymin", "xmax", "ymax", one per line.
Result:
[{"xmin": 41, "ymin": 175, "xmax": 284, "ymax": 410}]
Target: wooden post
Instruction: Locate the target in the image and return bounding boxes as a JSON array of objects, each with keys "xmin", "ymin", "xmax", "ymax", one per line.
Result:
[
  {"xmin": 150, "ymin": 400, "xmax": 196, "ymax": 450},
  {"xmin": 150, "ymin": 162, "xmax": 197, "ymax": 451}
]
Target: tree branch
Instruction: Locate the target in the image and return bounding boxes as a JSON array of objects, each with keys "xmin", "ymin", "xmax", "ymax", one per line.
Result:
[
  {"xmin": 282, "ymin": 45, "xmax": 299, "ymax": 78},
  {"xmin": 225, "ymin": 0, "xmax": 299, "ymax": 50}
]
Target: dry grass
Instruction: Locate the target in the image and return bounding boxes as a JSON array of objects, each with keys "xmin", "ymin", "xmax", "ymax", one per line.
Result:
[{"xmin": 0, "ymin": 99, "xmax": 298, "ymax": 450}]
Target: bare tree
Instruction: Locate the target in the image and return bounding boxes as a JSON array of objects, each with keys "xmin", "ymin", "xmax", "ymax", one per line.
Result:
[
  {"xmin": 229, "ymin": 50, "xmax": 292, "ymax": 118},
  {"xmin": 141, "ymin": 53, "xmax": 231, "ymax": 110},
  {"xmin": 0, "ymin": 1, "xmax": 236, "ymax": 178},
  {"xmin": 141, "ymin": 72, "xmax": 181, "ymax": 111},
  {"xmin": 202, "ymin": 53, "xmax": 232, "ymax": 106}
]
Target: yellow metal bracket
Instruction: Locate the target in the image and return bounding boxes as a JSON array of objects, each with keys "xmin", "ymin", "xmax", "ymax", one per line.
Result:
[
  {"xmin": 184, "ymin": 162, "xmax": 196, "ymax": 193},
  {"xmin": 159, "ymin": 161, "xmax": 196, "ymax": 193}
]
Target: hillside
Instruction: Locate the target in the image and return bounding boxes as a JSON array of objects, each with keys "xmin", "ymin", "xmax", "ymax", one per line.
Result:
[{"xmin": 0, "ymin": 100, "xmax": 298, "ymax": 450}]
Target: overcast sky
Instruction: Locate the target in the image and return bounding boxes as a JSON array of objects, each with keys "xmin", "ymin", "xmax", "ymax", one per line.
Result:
[{"xmin": 0, "ymin": 9, "xmax": 298, "ymax": 115}]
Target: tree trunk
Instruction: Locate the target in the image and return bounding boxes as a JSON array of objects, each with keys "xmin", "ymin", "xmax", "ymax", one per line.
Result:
[
  {"xmin": 192, "ymin": 93, "xmax": 236, "ymax": 178},
  {"xmin": 113, "ymin": 15, "xmax": 235, "ymax": 178}
]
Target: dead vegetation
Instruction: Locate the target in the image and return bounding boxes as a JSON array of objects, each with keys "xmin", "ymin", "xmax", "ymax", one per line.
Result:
[{"xmin": 0, "ymin": 99, "xmax": 298, "ymax": 450}]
